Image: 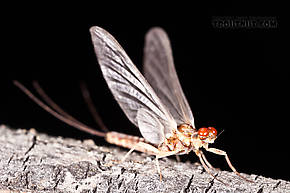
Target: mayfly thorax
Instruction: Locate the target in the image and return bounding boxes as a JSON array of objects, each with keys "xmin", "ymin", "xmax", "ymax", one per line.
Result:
[{"xmin": 14, "ymin": 26, "xmax": 253, "ymax": 185}]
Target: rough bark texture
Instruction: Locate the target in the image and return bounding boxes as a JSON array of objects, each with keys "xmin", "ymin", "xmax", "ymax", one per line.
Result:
[{"xmin": 0, "ymin": 125, "xmax": 289, "ymax": 193}]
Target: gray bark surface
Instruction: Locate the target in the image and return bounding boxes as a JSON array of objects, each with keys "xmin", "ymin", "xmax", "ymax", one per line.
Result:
[{"xmin": 0, "ymin": 125, "xmax": 289, "ymax": 193}]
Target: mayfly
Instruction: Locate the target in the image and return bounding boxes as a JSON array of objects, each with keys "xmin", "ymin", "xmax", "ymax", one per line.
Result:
[{"xmin": 14, "ymin": 26, "xmax": 252, "ymax": 184}]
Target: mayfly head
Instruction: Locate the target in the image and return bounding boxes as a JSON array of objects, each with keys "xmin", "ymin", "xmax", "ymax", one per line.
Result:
[{"xmin": 197, "ymin": 127, "xmax": 217, "ymax": 143}]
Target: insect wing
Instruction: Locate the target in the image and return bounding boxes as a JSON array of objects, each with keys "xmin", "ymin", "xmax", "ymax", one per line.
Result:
[
  {"xmin": 143, "ymin": 27, "xmax": 195, "ymax": 127},
  {"xmin": 137, "ymin": 108, "xmax": 165, "ymax": 144},
  {"xmin": 90, "ymin": 26, "xmax": 177, "ymax": 144}
]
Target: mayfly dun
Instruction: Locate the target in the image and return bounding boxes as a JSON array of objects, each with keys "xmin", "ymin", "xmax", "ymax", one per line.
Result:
[{"xmin": 14, "ymin": 26, "xmax": 253, "ymax": 184}]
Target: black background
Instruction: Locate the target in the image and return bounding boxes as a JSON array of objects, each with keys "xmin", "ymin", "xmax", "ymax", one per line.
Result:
[{"xmin": 1, "ymin": 3, "xmax": 288, "ymax": 181}]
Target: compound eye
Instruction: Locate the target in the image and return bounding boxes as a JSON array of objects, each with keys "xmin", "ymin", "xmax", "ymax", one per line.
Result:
[
  {"xmin": 208, "ymin": 127, "xmax": 217, "ymax": 137},
  {"xmin": 198, "ymin": 127, "xmax": 209, "ymax": 140}
]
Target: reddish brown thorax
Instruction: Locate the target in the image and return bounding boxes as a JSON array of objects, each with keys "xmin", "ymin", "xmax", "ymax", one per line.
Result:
[
  {"xmin": 197, "ymin": 127, "xmax": 217, "ymax": 140},
  {"xmin": 158, "ymin": 123, "xmax": 195, "ymax": 152},
  {"xmin": 177, "ymin": 123, "xmax": 196, "ymax": 136},
  {"xmin": 176, "ymin": 123, "xmax": 196, "ymax": 146}
]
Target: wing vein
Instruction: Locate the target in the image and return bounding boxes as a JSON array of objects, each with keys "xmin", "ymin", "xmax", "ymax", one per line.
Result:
[{"xmin": 90, "ymin": 26, "xmax": 178, "ymax": 144}]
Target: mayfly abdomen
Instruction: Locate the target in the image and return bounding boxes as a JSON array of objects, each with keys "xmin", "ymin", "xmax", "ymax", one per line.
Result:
[
  {"xmin": 106, "ymin": 131, "xmax": 143, "ymax": 147},
  {"xmin": 106, "ymin": 132, "xmax": 159, "ymax": 155}
]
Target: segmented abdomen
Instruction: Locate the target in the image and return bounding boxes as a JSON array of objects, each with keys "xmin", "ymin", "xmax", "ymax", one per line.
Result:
[{"xmin": 105, "ymin": 132, "xmax": 159, "ymax": 155}]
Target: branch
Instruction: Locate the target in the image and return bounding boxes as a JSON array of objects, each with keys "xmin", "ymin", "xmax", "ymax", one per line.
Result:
[{"xmin": 0, "ymin": 125, "xmax": 288, "ymax": 192}]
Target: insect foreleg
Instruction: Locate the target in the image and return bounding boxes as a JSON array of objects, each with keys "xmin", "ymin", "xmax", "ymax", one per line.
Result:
[
  {"xmin": 200, "ymin": 150, "xmax": 214, "ymax": 169},
  {"xmin": 195, "ymin": 150, "xmax": 228, "ymax": 185},
  {"xmin": 205, "ymin": 147, "xmax": 253, "ymax": 183}
]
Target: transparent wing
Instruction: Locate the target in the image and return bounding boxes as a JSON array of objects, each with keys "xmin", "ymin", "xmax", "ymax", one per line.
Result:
[
  {"xmin": 137, "ymin": 108, "xmax": 165, "ymax": 144},
  {"xmin": 90, "ymin": 26, "xmax": 177, "ymax": 145},
  {"xmin": 143, "ymin": 27, "xmax": 195, "ymax": 127}
]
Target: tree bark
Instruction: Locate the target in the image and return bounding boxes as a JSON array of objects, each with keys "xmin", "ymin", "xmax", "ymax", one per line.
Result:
[{"xmin": 0, "ymin": 125, "xmax": 289, "ymax": 193}]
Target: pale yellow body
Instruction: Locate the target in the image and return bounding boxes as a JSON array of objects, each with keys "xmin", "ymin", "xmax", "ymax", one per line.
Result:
[{"xmin": 105, "ymin": 124, "xmax": 252, "ymax": 184}]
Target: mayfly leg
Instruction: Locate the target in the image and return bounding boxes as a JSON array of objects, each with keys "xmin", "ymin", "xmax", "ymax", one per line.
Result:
[
  {"xmin": 175, "ymin": 155, "xmax": 181, "ymax": 162},
  {"xmin": 200, "ymin": 151, "xmax": 214, "ymax": 169},
  {"xmin": 205, "ymin": 147, "xmax": 254, "ymax": 183},
  {"xmin": 155, "ymin": 156, "xmax": 162, "ymax": 181},
  {"xmin": 121, "ymin": 145, "xmax": 138, "ymax": 162},
  {"xmin": 195, "ymin": 150, "xmax": 229, "ymax": 186},
  {"xmin": 155, "ymin": 150, "xmax": 181, "ymax": 181}
]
